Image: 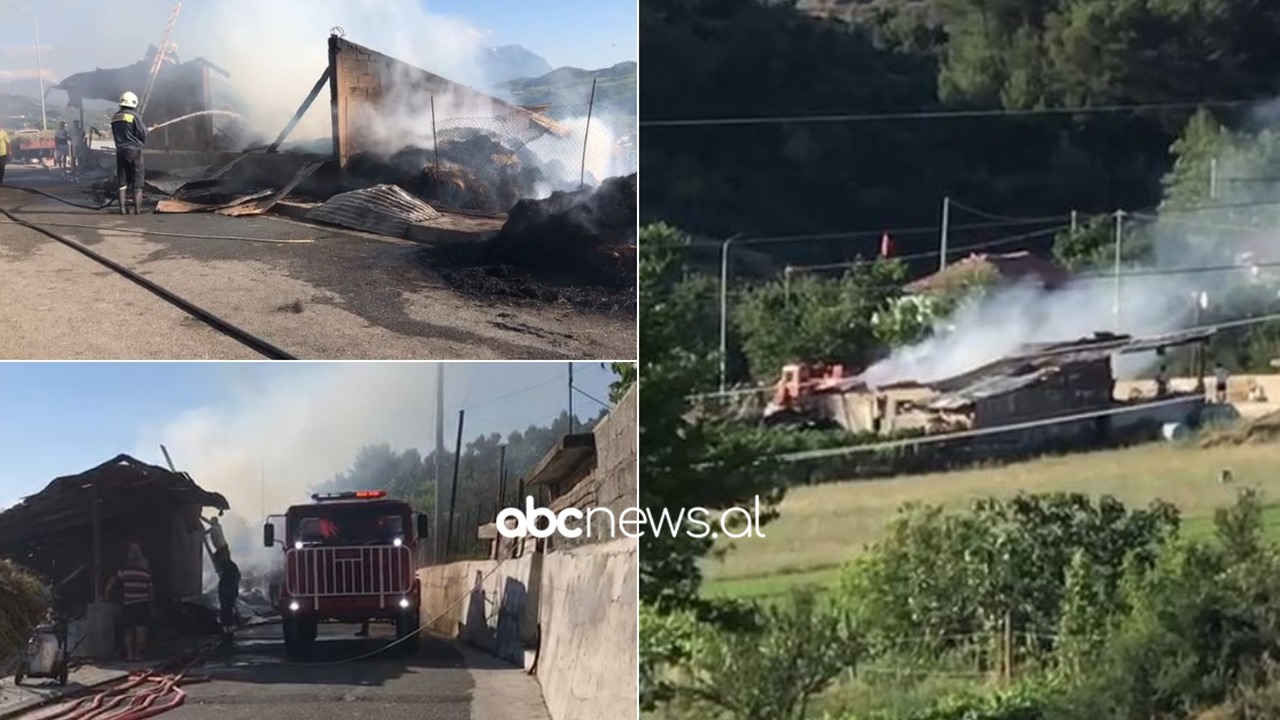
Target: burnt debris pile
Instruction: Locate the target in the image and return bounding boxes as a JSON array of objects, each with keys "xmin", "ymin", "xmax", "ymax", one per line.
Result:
[
  {"xmin": 426, "ymin": 173, "xmax": 637, "ymax": 312},
  {"xmin": 348, "ymin": 134, "xmax": 556, "ymax": 214}
]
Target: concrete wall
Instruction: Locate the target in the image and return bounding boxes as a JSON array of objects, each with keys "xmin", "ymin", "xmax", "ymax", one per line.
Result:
[
  {"xmin": 548, "ymin": 386, "xmax": 638, "ymax": 552},
  {"xmin": 418, "ymin": 552, "xmax": 537, "ymax": 666},
  {"xmin": 535, "ymin": 538, "xmax": 637, "ymax": 720},
  {"xmin": 419, "ymin": 385, "xmax": 638, "ymax": 720},
  {"xmin": 328, "ymin": 37, "xmax": 542, "ymax": 167}
]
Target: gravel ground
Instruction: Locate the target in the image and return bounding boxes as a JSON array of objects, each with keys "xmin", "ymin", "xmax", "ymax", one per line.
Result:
[{"xmin": 0, "ymin": 167, "xmax": 636, "ymax": 360}]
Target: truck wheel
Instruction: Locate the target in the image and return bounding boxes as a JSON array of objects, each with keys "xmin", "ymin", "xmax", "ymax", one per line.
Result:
[
  {"xmin": 283, "ymin": 617, "xmax": 311, "ymax": 659},
  {"xmin": 395, "ymin": 613, "xmax": 420, "ymax": 655}
]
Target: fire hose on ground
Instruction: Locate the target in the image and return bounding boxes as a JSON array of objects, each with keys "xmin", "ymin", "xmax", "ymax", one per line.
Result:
[
  {"xmin": 23, "ymin": 558, "xmax": 516, "ymax": 718},
  {"xmin": 26, "ymin": 645, "xmax": 216, "ymax": 720}
]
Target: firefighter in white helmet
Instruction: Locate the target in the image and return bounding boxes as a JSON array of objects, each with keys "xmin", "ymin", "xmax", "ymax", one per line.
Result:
[{"xmin": 111, "ymin": 91, "xmax": 149, "ymax": 214}]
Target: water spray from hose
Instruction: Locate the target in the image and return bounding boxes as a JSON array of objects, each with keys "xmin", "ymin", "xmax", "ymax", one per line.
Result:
[{"xmin": 148, "ymin": 110, "xmax": 247, "ymax": 132}]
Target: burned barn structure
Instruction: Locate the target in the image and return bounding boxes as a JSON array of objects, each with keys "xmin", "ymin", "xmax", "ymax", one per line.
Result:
[
  {"xmin": 788, "ymin": 328, "xmax": 1216, "ymax": 455},
  {"xmin": 54, "ymin": 46, "xmax": 237, "ymax": 153},
  {"xmin": 0, "ymin": 456, "xmax": 228, "ymax": 655}
]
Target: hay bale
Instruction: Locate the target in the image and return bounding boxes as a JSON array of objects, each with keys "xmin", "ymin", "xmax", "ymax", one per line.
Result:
[{"xmin": 0, "ymin": 559, "xmax": 49, "ymax": 661}]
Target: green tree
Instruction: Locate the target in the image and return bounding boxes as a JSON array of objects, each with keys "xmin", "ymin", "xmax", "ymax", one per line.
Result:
[
  {"xmin": 733, "ymin": 261, "xmax": 908, "ymax": 380},
  {"xmin": 639, "ymin": 223, "xmax": 789, "ymax": 608}
]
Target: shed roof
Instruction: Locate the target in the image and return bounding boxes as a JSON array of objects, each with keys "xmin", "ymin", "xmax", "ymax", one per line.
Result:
[
  {"xmin": 905, "ymin": 252, "xmax": 1070, "ymax": 295},
  {"xmin": 526, "ymin": 433, "xmax": 597, "ymax": 489},
  {"xmin": 0, "ymin": 455, "xmax": 229, "ymax": 544}
]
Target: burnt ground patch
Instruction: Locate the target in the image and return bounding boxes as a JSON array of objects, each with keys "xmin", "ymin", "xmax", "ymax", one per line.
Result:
[{"xmin": 421, "ymin": 173, "xmax": 637, "ymax": 314}]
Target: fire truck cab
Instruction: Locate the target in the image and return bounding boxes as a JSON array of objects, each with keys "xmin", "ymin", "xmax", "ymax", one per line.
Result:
[{"xmin": 263, "ymin": 491, "xmax": 429, "ymax": 658}]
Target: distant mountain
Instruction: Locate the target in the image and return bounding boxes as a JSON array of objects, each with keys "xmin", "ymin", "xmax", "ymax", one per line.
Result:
[
  {"xmin": 499, "ymin": 61, "xmax": 637, "ymax": 124},
  {"xmin": 0, "ymin": 93, "xmax": 65, "ymax": 129},
  {"xmin": 479, "ymin": 45, "xmax": 553, "ymax": 86},
  {"xmin": 0, "ymin": 78, "xmax": 52, "ymax": 100}
]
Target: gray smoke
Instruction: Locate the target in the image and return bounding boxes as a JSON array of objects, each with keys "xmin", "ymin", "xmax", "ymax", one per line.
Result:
[{"xmin": 863, "ymin": 130, "xmax": 1280, "ymax": 387}]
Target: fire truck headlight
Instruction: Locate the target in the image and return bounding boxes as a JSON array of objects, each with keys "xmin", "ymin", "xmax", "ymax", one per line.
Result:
[
  {"xmin": 398, "ymin": 598, "xmax": 410, "ymax": 609},
  {"xmin": 294, "ymin": 541, "xmax": 303, "ymax": 550},
  {"xmin": 393, "ymin": 538, "xmax": 403, "ymax": 547},
  {"xmin": 288, "ymin": 601, "xmax": 300, "ymax": 612}
]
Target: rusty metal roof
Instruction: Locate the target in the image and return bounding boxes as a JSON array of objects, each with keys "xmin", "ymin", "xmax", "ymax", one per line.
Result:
[
  {"xmin": 929, "ymin": 327, "xmax": 1215, "ymax": 392},
  {"xmin": 927, "ymin": 368, "xmax": 1057, "ymax": 411},
  {"xmin": 0, "ymin": 455, "xmax": 228, "ymax": 543},
  {"xmin": 306, "ymin": 184, "xmax": 443, "ymax": 237}
]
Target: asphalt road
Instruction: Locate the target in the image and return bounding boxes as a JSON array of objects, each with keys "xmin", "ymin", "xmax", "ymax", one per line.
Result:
[
  {"xmin": 0, "ymin": 165, "xmax": 635, "ymax": 360},
  {"xmin": 166, "ymin": 623, "xmax": 550, "ymax": 720}
]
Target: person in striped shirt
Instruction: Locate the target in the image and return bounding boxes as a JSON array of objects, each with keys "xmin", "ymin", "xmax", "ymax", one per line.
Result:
[{"xmin": 105, "ymin": 543, "xmax": 153, "ymax": 661}]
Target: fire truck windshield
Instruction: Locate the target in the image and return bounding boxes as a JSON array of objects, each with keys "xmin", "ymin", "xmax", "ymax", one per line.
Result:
[{"xmin": 290, "ymin": 506, "xmax": 406, "ymax": 546}]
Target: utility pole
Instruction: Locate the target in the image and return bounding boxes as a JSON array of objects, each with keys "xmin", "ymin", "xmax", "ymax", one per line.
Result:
[
  {"xmin": 1070, "ymin": 210, "xmax": 1078, "ymax": 234},
  {"xmin": 8, "ymin": 5, "xmax": 46, "ymax": 131},
  {"xmin": 939, "ymin": 196, "xmax": 951, "ymax": 271},
  {"xmin": 1113, "ymin": 210, "xmax": 1125, "ymax": 331},
  {"xmin": 433, "ymin": 364, "xmax": 445, "ymax": 564},
  {"xmin": 445, "ymin": 409, "xmax": 465, "ymax": 561},
  {"xmin": 718, "ymin": 235, "xmax": 740, "ymax": 393},
  {"xmin": 1210, "ymin": 157, "xmax": 1219, "ymax": 200},
  {"xmin": 568, "ymin": 362, "xmax": 574, "ymax": 433}
]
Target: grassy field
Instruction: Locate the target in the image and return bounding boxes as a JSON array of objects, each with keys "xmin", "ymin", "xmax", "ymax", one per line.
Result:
[{"xmin": 702, "ymin": 434, "xmax": 1280, "ymax": 600}]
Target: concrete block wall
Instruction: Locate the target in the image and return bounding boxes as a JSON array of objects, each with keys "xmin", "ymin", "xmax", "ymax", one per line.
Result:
[
  {"xmin": 535, "ymin": 538, "xmax": 638, "ymax": 720},
  {"xmin": 417, "ymin": 385, "xmax": 638, "ymax": 720},
  {"xmin": 329, "ymin": 37, "xmax": 527, "ymax": 167},
  {"xmin": 418, "ymin": 553, "xmax": 535, "ymax": 665}
]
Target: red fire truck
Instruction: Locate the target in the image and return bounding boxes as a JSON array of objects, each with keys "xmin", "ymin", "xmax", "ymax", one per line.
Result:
[{"xmin": 262, "ymin": 491, "xmax": 429, "ymax": 658}]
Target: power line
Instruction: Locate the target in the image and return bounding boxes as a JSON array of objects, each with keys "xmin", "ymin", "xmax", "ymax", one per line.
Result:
[
  {"xmin": 572, "ymin": 385, "xmax": 612, "ymax": 411},
  {"xmin": 734, "ymin": 215, "xmax": 1068, "ymax": 247},
  {"xmin": 788, "ymin": 224, "xmax": 1070, "ymax": 274},
  {"xmin": 641, "ymin": 99, "xmax": 1259, "ymax": 129},
  {"xmin": 465, "ymin": 372, "xmax": 568, "ymax": 413}
]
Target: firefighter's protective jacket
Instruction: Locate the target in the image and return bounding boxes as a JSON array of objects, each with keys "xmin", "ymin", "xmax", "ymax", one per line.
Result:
[{"xmin": 111, "ymin": 110, "xmax": 148, "ymax": 150}]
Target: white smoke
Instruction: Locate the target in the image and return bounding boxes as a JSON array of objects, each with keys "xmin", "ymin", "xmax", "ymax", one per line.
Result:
[
  {"xmin": 131, "ymin": 363, "xmax": 444, "ymax": 575},
  {"xmin": 864, "ymin": 142, "xmax": 1280, "ymax": 387}
]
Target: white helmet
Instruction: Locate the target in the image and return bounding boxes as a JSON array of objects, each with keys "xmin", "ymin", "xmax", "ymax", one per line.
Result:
[{"xmin": 119, "ymin": 91, "xmax": 139, "ymax": 109}]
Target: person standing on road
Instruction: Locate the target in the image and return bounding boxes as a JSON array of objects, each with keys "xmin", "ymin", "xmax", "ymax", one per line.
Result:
[
  {"xmin": 111, "ymin": 91, "xmax": 149, "ymax": 215},
  {"xmin": 213, "ymin": 547, "xmax": 241, "ymax": 640},
  {"xmin": 0, "ymin": 127, "xmax": 10, "ymax": 185},
  {"xmin": 104, "ymin": 543, "xmax": 153, "ymax": 661},
  {"xmin": 54, "ymin": 121, "xmax": 70, "ymax": 171}
]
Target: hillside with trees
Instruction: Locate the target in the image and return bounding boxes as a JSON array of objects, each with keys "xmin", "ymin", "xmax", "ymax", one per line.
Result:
[{"xmin": 640, "ymin": 1, "xmax": 1280, "ymax": 718}]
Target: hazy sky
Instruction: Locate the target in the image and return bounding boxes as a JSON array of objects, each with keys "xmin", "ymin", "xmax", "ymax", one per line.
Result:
[
  {"xmin": 0, "ymin": 362, "xmax": 617, "ymax": 516},
  {"xmin": 0, "ymin": 0, "xmax": 637, "ymax": 84}
]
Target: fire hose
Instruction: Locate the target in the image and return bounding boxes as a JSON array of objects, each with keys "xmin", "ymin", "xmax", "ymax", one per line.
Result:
[
  {"xmin": 26, "ymin": 645, "xmax": 216, "ymax": 720},
  {"xmin": 22, "ymin": 558, "xmax": 518, "ymax": 718}
]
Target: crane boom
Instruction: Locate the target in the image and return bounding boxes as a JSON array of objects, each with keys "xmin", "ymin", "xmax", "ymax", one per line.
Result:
[{"xmin": 139, "ymin": 1, "xmax": 183, "ymax": 116}]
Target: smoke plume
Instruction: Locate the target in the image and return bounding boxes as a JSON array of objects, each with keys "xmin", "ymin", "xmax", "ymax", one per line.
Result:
[
  {"xmin": 131, "ymin": 364, "xmax": 442, "ymax": 577},
  {"xmin": 863, "ymin": 131, "xmax": 1280, "ymax": 387}
]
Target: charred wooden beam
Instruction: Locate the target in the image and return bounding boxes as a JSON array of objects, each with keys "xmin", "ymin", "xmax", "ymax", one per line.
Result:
[{"xmin": 266, "ymin": 66, "xmax": 332, "ymax": 154}]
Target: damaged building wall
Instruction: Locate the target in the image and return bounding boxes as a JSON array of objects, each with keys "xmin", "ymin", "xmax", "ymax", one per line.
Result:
[
  {"xmin": 147, "ymin": 63, "xmax": 215, "ymax": 152},
  {"xmin": 328, "ymin": 36, "xmax": 551, "ymax": 168}
]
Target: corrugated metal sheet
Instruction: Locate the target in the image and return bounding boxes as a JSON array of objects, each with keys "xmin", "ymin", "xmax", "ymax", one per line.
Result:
[
  {"xmin": 927, "ymin": 369, "xmax": 1056, "ymax": 411},
  {"xmin": 306, "ymin": 184, "xmax": 443, "ymax": 238}
]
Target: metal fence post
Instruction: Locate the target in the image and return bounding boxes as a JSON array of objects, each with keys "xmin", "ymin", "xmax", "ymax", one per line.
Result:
[
  {"xmin": 580, "ymin": 78, "xmax": 598, "ymax": 190},
  {"xmin": 431, "ymin": 95, "xmax": 439, "ymax": 168}
]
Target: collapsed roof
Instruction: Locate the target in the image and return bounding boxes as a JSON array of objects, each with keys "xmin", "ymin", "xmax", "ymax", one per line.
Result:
[
  {"xmin": 53, "ymin": 46, "xmax": 229, "ymax": 108},
  {"xmin": 0, "ymin": 454, "xmax": 229, "ymax": 544}
]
